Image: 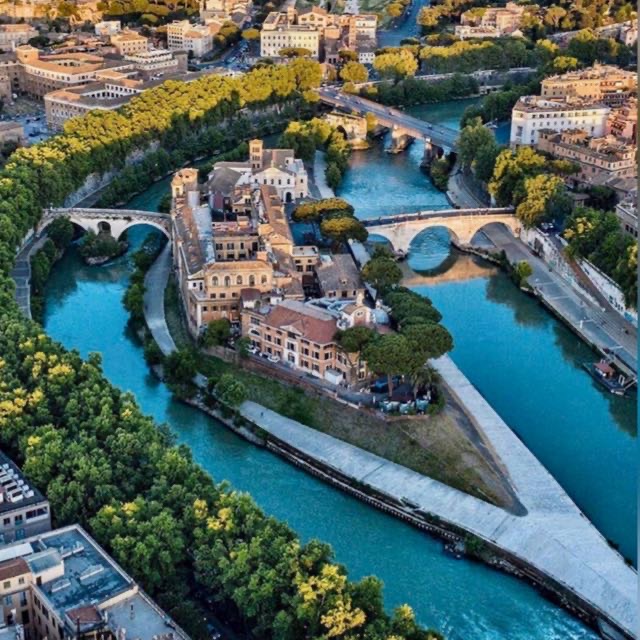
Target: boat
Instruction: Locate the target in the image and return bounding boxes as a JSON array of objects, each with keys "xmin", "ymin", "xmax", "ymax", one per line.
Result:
[{"xmin": 582, "ymin": 360, "xmax": 633, "ymax": 396}]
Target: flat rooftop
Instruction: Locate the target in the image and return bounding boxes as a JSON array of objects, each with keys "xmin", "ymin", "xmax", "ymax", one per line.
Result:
[{"xmin": 0, "ymin": 451, "xmax": 46, "ymax": 515}]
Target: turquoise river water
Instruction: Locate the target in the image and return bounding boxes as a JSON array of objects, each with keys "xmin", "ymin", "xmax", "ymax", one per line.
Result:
[{"xmin": 42, "ymin": 100, "xmax": 635, "ymax": 640}]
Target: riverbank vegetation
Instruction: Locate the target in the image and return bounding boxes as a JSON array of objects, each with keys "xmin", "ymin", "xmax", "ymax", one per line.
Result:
[
  {"xmin": 280, "ymin": 119, "xmax": 352, "ymax": 190},
  {"xmin": 78, "ymin": 230, "xmax": 127, "ymax": 264},
  {"xmin": 29, "ymin": 218, "xmax": 75, "ymax": 322},
  {"xmin": 0, "ymin": 59, "xmax": 456, "ymax": 640},
  {"xmin": 293, "ymin": 198, "xmax": 368, "ymax": 246},
  {"xmin": 563, "ymin": 208, "xmax": 637, "ymax": 306},
  {"xmin": 359, "ymin": 73, "xmax": 479, "ymax": 107}
]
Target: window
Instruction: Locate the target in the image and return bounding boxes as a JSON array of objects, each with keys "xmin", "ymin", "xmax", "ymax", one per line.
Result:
[
  {"xmin": 261, "ymin": 275, "xmax": 268, "ymax": 285},
  {"xmin": 224, "ymin": 276, "xmax": 231, "ymax": 287},
  {"xmin": 249, "ymin": 275, "xmax": 256, "ymax": 286},
  {"xmin": 3, "ymin": 582, "xmax": 10, "ymax": 590},
  {"xmin": 19, "ymin": 591, "xmax": 26, "ymax": 607},
  {"xmin": 4, "ymin": 595, "xmax": 11, "ymax": 606},
  {"xmin": 212, "ymin": 276, "xmax": 219, "ymax": 287},
  {"xmin": 236, "ymin": 275, "xmax": 243, "ymax": 285},
  {"xmin": 2, "ymin": 518, "xmax": 9, "ymax": 526}
]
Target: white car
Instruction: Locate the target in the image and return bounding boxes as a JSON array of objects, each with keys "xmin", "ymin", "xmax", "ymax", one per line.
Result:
[
  {"xmin": 248, "ymin": 345, "xmax": 260, "ymax": 355},
  {"xmin": 268, "ymin": 354, "xmax": 280, "ymax": 363}
]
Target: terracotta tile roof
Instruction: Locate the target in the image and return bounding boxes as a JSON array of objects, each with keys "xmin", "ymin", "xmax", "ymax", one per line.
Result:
[
  {"xmin": 261, "ymin": 300, "xmax": 337, "ymax": 344},
  {"xmin": 0, "ymin": 558, "xmax": 29, "ymax": 582}
]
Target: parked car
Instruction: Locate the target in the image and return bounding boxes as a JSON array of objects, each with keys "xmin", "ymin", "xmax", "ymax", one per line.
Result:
[
  {"xmin": 268, "ymin": 354, "xmax": 280, "ymax": 363},
  {"xmin": 248, "ymin": 345, "xmax": 260, "ymax": 355}
]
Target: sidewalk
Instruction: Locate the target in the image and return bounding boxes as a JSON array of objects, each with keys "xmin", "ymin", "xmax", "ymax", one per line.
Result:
[
  {"xmin": 143, "ymin": 242, "xmax": 176, "ymax": 355},
  {"xmin": 11, "ymin": 234, "xmax": 48, "ymax": 320}
]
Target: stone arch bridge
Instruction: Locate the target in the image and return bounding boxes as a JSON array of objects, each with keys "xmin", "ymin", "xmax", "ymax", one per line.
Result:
[
  {"xmin": 38, "ymin": 208, "xmax": 171, "ymax": 240},
  {"xmin": 363, "ymin": 207, "xmax": 519, "ymax": 252}
]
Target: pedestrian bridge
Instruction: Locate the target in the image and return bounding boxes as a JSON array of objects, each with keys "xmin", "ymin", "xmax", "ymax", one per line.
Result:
[
  {"xmin": 38, "ymin": 207, "xmax": 171, "ymax": 239},
  {"xmin": 363, "ymin": 207, "xmax": 519, "ymax": 251}
]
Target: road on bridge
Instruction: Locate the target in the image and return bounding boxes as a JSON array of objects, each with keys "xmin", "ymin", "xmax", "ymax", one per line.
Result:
[{"xmin": 317, "ymin": 87, "xmax": 460, "ymax": 150}]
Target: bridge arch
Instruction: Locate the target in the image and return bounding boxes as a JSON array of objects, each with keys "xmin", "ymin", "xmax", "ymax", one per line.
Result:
[
  {"xmin": 364, "ymin": 211, "xmax": 519, "ymax": 254},
  {"xmin": 112, "ymin": 220, "xmax": 171, "ymax": 241}
]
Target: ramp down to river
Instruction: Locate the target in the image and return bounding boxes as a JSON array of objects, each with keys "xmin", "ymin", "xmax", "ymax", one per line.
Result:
[{"xmin": 240, "ymin": 357, "xmax": 637, "ymax": 639}]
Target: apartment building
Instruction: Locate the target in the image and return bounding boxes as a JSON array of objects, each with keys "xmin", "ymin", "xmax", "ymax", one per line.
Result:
[
  {"xmin": 456, "ymin": 2, "xmax": 524, "ymax": 39},
  {"xmin": 124, "ymin": 48, "xmax": 187, "ymax": 77},
  {"xmin": 0, "ymin": 25, "xmax": 38, "ymax": 51},
  {"xmin": 110, "ymin": 30, "xmax": 149, "ymax": 56},
  {"xmin": 167, "ymin": 20, "xmax": 213, "ymax": 57},
  {"xmin": 44, "ymin": 75, "xmax": 145, "ymax": 129},
  {"xmin": 261, "ymin": 11, "xmax": 320, "ymax": 58},
  {"xmin": 607, "ymin": 96, "xmax": 637, "ymax": 141},
  {"xmin": 0, "ymin": 452, "xmax": 50, "ymax": 545},
  {"xmin": 536, "ymin": 129, "xmax": 637, "ymax": 190},
  {"xmin": 316, "ymin": 253, "xmax": 366, "ymax": 300},
  {"xmin": 615, "ymin": 189, "xmax": 637, "ymax": 238},
  {"xmin": 510, "ymin": 96, "xmax": 609, "ymax": 146},
  {"xmin": 200, "ymin": 0, "xmax": 253, "ymax": 27},
  {"xmin": 541, "ymin": 63, "xmax": 637, "ymax": 107},
  {"xmin": 0, "ymin": 525, "xmax": 190, "ymax": 640},
  {"xmin": 242, "ymin": 297, "xmax": 372, "ymax": 385},
  {"xmin": 11, "ymin": 46, "xmax": 133, "ymax": 98}
]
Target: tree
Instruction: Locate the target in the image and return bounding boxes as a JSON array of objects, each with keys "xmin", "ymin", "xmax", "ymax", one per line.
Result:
[
  {"xmin": 123, "ymin": 282, "xmax": 145, "ymax": 321},
  {"xmin": 235, "ymin": 336, "xmax": 251, "ymax": 358},
  {"xmin": 325, "ymin": 163, "xmax": 343, "ymax": 191},
  {"xmin": 550, "ymin": 55, "xmax": 579, "ymax": 73},
  {"xmin": 402, "ymin": 322, "xmax": 453, "ymax": 363},
  {"xmin": 373, "ymin": 49, "xmax": 418, "ymax": 82},
  {"xmin": 386, "ymin": 2, "xmax": 404, "ymax": 17},
  {"xmin": 339, "ymin": 61, "xmax": 368, "ymax": 84},
  {"xmin": 363, "ymin": 334, "xmax": 418, "ymax": 395},
  {"xmin": 489, "ymin": 147, "xmax": 546, "ymax": 207},
  {"xmin": 515, "ymin": 174, "xmax": 563, "ymax": 227},
  {"xmin": 513, "ymin": 260, "xmax": 533, "ymax": 286},
  {"xmin": 279, "ymin": 47, "xmax": 312, "ymax": 58},
  {"xmin": 241, "ymin": 28, "xmax": 260, "ymax": 40},
  {"xmin": 201, "ymin": 318, "xmax": 231, "ymax": 347},
  {"xmin": 457, "ymin": 117, "xmax": 498, "ymax": 171},
  {"xmin": 215, "ymin": 373, "xmax": 247, "ymax": 406},
  {"xmin": 47, "ymin": 216, "xmax": 74, "ymax": 249},
  {"xmin": 334, "ymin": 326, "xmax": 376, "ymax": 354},
  {"xmin": 163, "ymin": 348, "xmax": 197, "ymax": 388},
  {"xmin": 320, "ymin": 216, "xmax": 368, "ymax": 243},
  {"xmin": 361, "ymin": 255, "xmax": 402, "ymax": 293},
  {"xmin": 338, "ymin": 49, "xmax": 358, "ymax": 62}
]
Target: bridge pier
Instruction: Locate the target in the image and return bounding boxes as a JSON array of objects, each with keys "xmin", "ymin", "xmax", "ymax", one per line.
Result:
[
  {"xmin": 420, "ymin": 140, "xmax": 445, "ymax": 167},
  {"xmin": 388, "ymin": 126, "xmax": 414, "ymax": 154}
]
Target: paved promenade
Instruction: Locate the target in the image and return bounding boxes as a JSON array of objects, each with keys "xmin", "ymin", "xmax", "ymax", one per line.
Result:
[
  {"xmin": 241, "ymin": 357, "xmax": 637, "ymax": 637},
  {"xmin": 11, "ymin": 234, "xmax": 47, "ymax": 320},
  {"xmin": 143, "ymin": 243, "xmax": 176, "ymax": 355}
]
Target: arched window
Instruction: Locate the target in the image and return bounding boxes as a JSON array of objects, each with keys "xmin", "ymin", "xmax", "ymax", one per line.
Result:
[
  {"xmin": 224, "ymin": 276, "xmax": 231, "ymax": 287},
  {"xmin": 212, "ymin": 276, "xmax": 219, "ymax": 287},
  {"xmin": 261, "ymin": 274, "xmax": 268, "ymax": 285},
  {"xmin": 249, "ymin": 275, "xmax": 256, "ymax": 286},
  {"xmin": 236, "ymin": 275, "xmax": 243, "ymax": 285}
]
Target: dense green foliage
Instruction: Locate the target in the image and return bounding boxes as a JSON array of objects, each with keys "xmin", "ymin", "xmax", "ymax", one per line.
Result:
[
  {"xmin": 563, "ymin": 208, "xmax": 637, "ymax": 306},
  {"xmin": 361, "ymin": 250, "xmax": 403, "ymax": 293},
  {"xmin": 97, "ymin": 0, "xmax": 198, "ymax": 24},
  {"xmin": 0, "ymin": 59, "xmax": 443, "ymax": 640},
  {"xmin": 429, "ymin": 155, "xmax": 454, "ymax": 191},
  {"xmin": 214, "ymin": 373, "xmax": 248, "ymax": 406},
  {"xmin": 79, "ymin": 230, "xmax": 126, "ymax": 261},
  {"xmin": 360, "ymin": 74, "xmax": 478, "ymax": 107},
  {"xmin": 293, "ymin": 198, "xmax": 354, "ymax": 222},
  {"xmin": 280, "ymin": 119, "xmax": 351, "ymax": 189},
  {"xmin": 420, "ymin": 39, "xmax": 536, "ymax": 74},
  {"xmin": 201, "ymin": 318, "xmax": 232, "ymax": 347}
]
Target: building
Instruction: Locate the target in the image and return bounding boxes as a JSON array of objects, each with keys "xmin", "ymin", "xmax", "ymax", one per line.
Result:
[
  {"xmin": 167, "ymin": 21, "xmax": 213, "ymax": 57},
  {"xmin": 260, "ymin": 11, "xmax": 321, "ymax": 58},
  {"xmin": 0, "ymin": 525, "xmax": 190, "ymax": 640},
  {"xmin": 44, "ymin": 75, "xmax": 145, "ymax": 130},
  {"xmin": 315, "ymin": 253, "xmax": 366, "ymax": 299},
  {"xmin": 207, "ymin": 139, "xmax": 308, "ymax": 204},
  {"xmin": 536, "ymin": 129, "xmax": 636, "ymax": 191},
  {"xmin": 110, "ymin": 30, "xmax": 148, "ymax": 56},
  {"xmin": 0, "ymin": 25, "xmax": 38, "ymax": 51},
  {"xmin": 456, "ymin": 2, "xmax": 524, "ymax": 39},
  {"xmin": 0, "ymin": 122, "xmax": 25, "ymax": 146},
  {"xmin": 95, "ymin": 20, "xmax": 121, "ymax": 37},
  {"xmin": 510, "ymin": 96, "xmax": 610, "ymax": 146},
  {"xmin": 171, "ymin": 168, "xmax": 311, "ymax": 333},
  {"xmin": 607, "ymin": 97, "xmax": 637, "ymax": 142},
  {"xmin": 0, "ymin": 452, "xmax": 50, "ymax": 544},
  {"xmin": 11, "ymin": 46, "xmax": 133, "ymax": 98},
  {"xmin": 615, "ymin": 189, "xmax": 637, "ymax": 238},
  {"xmin": 124, "ymin": 48, "xmax": 187, "ymax": 77},
  {"xmin": 199, "ymin": 0, "xmax": 252, "ymax": 27},
  {"xmin": 241, "ymin": 297, "xmax": 372, "ymax": 384},
  {"xmin": 541, "ymin": 63, "xmax": 637, "ymax": 107}
]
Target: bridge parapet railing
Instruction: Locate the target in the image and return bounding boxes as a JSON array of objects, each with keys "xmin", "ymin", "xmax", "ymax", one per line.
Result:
[{"xmin": 363, "ymin": 207, "xmax": 515, "ymax": 227}]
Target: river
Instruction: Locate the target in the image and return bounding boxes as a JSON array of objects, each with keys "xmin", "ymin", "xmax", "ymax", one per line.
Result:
[{"xmin": 41, "ymin": 98, "xmax": 635, "ymax": 639}]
